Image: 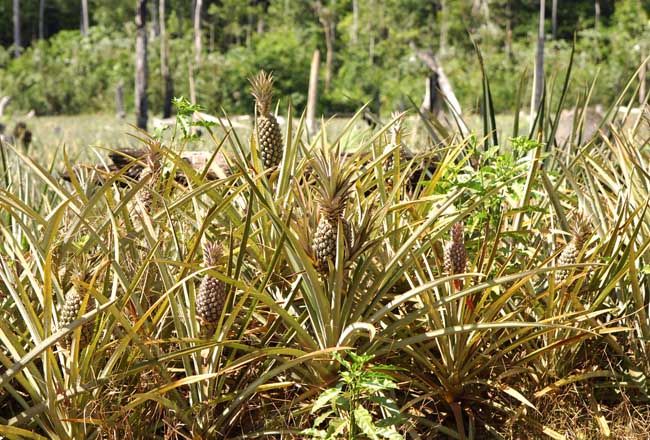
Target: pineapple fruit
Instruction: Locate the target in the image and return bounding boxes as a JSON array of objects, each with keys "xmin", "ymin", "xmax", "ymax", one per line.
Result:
[
  {"xmin": 311, "ymin": 149, "xmax": 355, "ymax": 273},
  {"xmin": 137, "ymin": 143, "xmax": 162, "ymax": 214},
  {"xmin": 556, "ymin": 215, "xmax": 591, "ymax": 285},
  {"xmin": 250, "ymin": 71, "xmax": 283, "ymax": 169},
  {"xmin": 383, "ymin": 112, "xmax": 414, "ymax": 185},
  {"xmin": 196, "ymin": 241, "xmax": 227, "ymax": 329},
  {"xmin": 58, "ymin": 278, "xmax": 95, "ymax": 349},
  {"xmin": 444, "ymin": 222, "xmax": 473, "ymax": 309}
]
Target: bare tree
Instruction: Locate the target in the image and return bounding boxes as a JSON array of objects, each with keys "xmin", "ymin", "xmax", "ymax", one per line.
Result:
[
  {"xmin": 551, "ymin": 0, "xmax": 557, "ymax": 39},
  {"xmin": 316, "ymin": 3, "xmax": 335, "ymax": 93},
  {"xmin": 160, "ymin": 0, "xmax": 173, "ymax": 118},
  {"xmin": 439, "ymin": 0, "xmax": 448, "ymax": 56},
  {"xmin": 533, "ymin": 0, "xmax": 545, "ymax": 112},
  {"xmin": 307, "ymin": 50, "xmax": 321, "ymax": 134},
  {"xmin": 193, "ymin": 0, "xmax": 203, "ymax": 66},
  {"xmin": 135, "ymin": 0, "xmax": 149, "ymax": 129},
  {"xmin": 81, "ymin": 0, "xmax": 89, "ymax": 36},
  {"xmin": 39, "ymin": 0, "xmax": 45, "ymax": 39},
  {"xmin": 13, "ymin": 0, "xmax": 21, "ymax": 57},
  {"xmin": 151, "ymin": 0, "xmax": 160, "ymax": 38}
]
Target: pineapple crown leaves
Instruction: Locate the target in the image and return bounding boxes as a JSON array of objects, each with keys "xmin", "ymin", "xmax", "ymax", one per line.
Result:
[
  {"xmin": 450, "ymin": 222, "xmax": 464, "ymax": 244},
  {"xmin": 202, "ymin": 240, "xmax": 224, "ymax": 268},
  {"xmin": 139, "ymin": 140, "xmax": 163, "ymax": 174},
  {"xmin": 249, "ymin": 70, "xmax": 275, "ymax": 115},
  {"xmin": 310, "ymin": 147, "xmax": 357, "ymax": 218},
  {"xmin": 388, "ymin": 111, "xmax": 407, "ymax": 146},
  {"xmin": 561, "ymin": 212, "xmax": 593, "ymax": 248}
]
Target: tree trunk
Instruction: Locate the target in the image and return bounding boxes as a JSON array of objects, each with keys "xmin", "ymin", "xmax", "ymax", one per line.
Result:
[
  {"xmin": 505, "ymin": 0, "xmax": 512, "ymax": 58},
  {"xmin": 13, "ymin": 0, "xmax": 20, "ymax": 57},
  {"xmin": 115, "ymin": 80, "xmax": 126, "ymax": 119},
  {"xmin": 594, "ymin": 0, "xmax": 600, "ymax": 31},
  {"xmin": 81, "ymin": 0, "xmax": 89, "ymax": 36},
  {"xmin": 439, "ymin": 0, "xmax": 448, "ymax": 56},
  {"xmin": 135, "ymin": 0, "xmax": 148, "ymax": 130},
  {"xmin": 551, "ymin": 0, "xmax": 557, "ymax": 39},
  {"xmin": 151, "ymin": 0, "xmax": 160, "ymax": 38},
  {"xmin": 159, "ymin": 0, "xmax": 173, "ymax": 118},
  {"xmin": 352, "ymin": 0, "xmax": 358, "ymax": 45},
  {"xmin": 175, "ymin": 0, "xmax": 183, "ymax": 37},
  {"xmin": 39, "ymin": 0, "xmax": 45, "ymax": 39},
  {"xmin": 411, "ymin": 44, "xmax": 468, "ymax": 135},
  {"xmin": 641, "ymin": 45, "xmax": 647, "ymax": 105},
  {"xmin": 307, "ymin": 50, "xmax": 320, "ymax": 135},
  {"xmin": 533, "ymin": 0, "xmax": 545, "ymax": 113},
  {"xmin": 318, "ymin": 8, "xmax": 334, "ymax": 93},
  {"xmin": 193, "ymin": 0, "xmax": 203, "ymax": 66}
]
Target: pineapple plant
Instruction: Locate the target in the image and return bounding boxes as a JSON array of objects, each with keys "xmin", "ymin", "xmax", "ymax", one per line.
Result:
[
  {"xmin": 250, "ymin": 70, "xmax": 283, "ymax": 170},
  {"xmin": 136, "ymin": 142, "xmax": 162, "ymax": 214},
  {"xmin": 58, "ymin": 277, "xmax": 95, "ymax": 349},
  {"xmin": 444, "ymin": 222, "xmax": 473, "ymax": 310},
  {"xmin": 383, "ymin": 112, "xmax": 414, "ymax": 186},
  {"xmin": 196, "ymin": 240, "xmax": 227, "ymax": 330},
  {"xmin": 311, "ymin": 149, "xmax": 355, "ymax": 273},
  {"xmin": 556, "ymin": 215, "xmax": 592, "ymax": 285}
]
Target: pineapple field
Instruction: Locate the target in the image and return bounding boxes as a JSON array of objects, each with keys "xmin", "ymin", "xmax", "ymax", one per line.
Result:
[{"xmin": 2, "ymin": 59, "xmax": 650, "ymax": 440}]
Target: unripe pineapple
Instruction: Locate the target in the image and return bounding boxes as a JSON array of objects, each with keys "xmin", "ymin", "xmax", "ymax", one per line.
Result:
[
  {"xmin": 136, "ymin": 144, "xmax": 162, "ymax": 214},
  {"xmin": 196, "ymin": 241, "xmax": 227, "ymax": 327},
  {"xmin": 383, "ymin": 112, "xmax": 414, "ymax": 185},
  {"xmin": 311, "ymin": 149, "xmax": 356, "ymax": 273},
  {"xmin": 445, "ymin": 222, "xmax": 473, "ymax": 309},
  {"xmin": 445, "ymin": 222, "xmax": 467, "ymax": 279},
  {"xmin": 556, "ymin": 216, "xmax": 591, "ymax": 285},
  {"xmin": 250, "ymin": 71, "xmax": 283, "ymax": 169},
  {"xmin": 58, "ymin": 281, "xmax": 95, "ymax": 349}
]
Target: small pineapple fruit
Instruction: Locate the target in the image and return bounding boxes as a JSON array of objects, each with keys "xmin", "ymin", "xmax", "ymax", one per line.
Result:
[
  {"xmin": 197, "ymin": 241, "xmax": 227, "ymax": 328},
  {"xmin": 383, "ymin": 112, "xmax": 414, "ymax": 186},
  {"xmin": 444, "ymin": 222, "xmax": 473, "ymax": 310},
  {"xmin": 137, "ymin": 143, "xmax": 162, "ymax": 214},
  {"xmin": 556, "ymin": 216, "xmax": 592, "ymax": 285},
  {"xmin": 311, "ymin": 149, "xmax": 355, "ymax": 273},
  {"xmin": 250, "ymin": 71, "xmax": 283, "ymax": 169},
  {"xmin": 59, "ymin": 280, "xmax": 95, "ymax": 349}
]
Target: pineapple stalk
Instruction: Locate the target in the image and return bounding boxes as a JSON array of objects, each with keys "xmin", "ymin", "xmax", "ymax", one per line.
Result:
[{"xmin": 250, "ymin": 71, "xmax": 283, "ymax": 169}]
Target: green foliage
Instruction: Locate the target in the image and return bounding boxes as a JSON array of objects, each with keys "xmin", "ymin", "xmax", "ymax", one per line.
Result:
[
  {"xmin": 1, "ymin": 0, "xmax": 648, "ymax": 116},
  {"xmin": 304, "ymin": 351, "xmax": 405, "ymax": 440}
]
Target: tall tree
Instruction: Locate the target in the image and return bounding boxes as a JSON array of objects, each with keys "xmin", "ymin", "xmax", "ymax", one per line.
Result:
[
  {"xmin": 160, "ymin": 0, "xmax": 173, "ymax": 118},
  {"xmin": 551, "ymin": 0, "xmax": 557, "ymax": 39},
  {"xmin": 39, "ymin": 0, "xmax": 45, "ymax": 39},
  {"xmin": 194, "ymin": 0, "xmax": 203, "ymax": 66},
  {"xmin": 316, "ymin": 2, "xmax": 335, "ymax": 93},
  {"xmin": 81, "ymin": 0, "xmax": 89, "ymax": 36},
  {"xmin": 533, "ymin": 0, "xmax": 545, "ymax": 113},
  {"xmin": 13, "ymin": 0, "xmax": 20, "ymax": 57},
  {"xmin": 135, "ymin": 0, "xmax": 148, "ymax": 129}
]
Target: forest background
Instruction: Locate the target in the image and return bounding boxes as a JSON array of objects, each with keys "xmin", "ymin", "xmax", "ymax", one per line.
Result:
[{"xmin": 1, "ymin": 0, "xmax": 649, "ymax": 122}]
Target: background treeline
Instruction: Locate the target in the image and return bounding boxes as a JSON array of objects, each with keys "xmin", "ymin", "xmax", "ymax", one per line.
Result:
[{"xmin": 0, "ymin": 0, "xmax": 648, "ymax": 117}]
